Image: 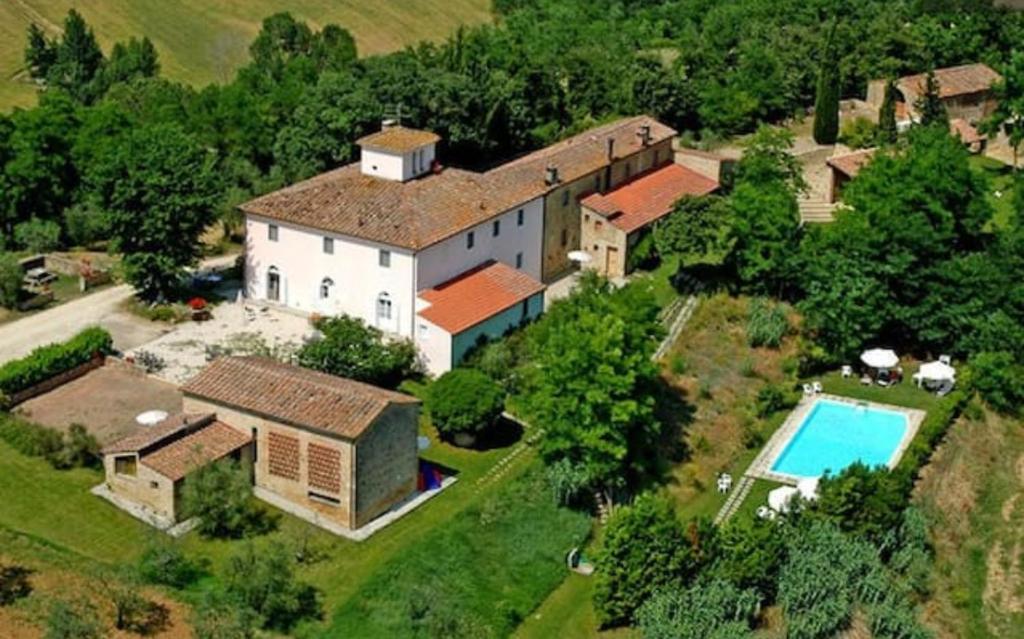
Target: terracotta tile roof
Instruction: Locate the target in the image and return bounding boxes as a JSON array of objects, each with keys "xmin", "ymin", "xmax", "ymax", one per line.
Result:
[
  {"xmin": 356, "ymin": 126, "xmax": 440, "ymax": 152},
  {"xmin": 899, "ymin": 63, "xmax": 1000, "ymax": 99},
  {"xmin": 141, "ymin": 421, "xmax": 251, "ymax": 481},
  {"xmin": 580, "ymin": 163, "xmax": 719, "ymax": 234},
  {"xmin": 103, "ymin": 413, "xmax": 215, "ymax": 455},
  {"xmin": 181, "ymin": 356, "xmax": 418, "ymax": 440},
  {"xmin": 485, "ymin": 116, "xmax": 677, "ymax": 211},
  {"xmin": 239, "ymin": 115, "xmax": 676, "ymax": 251},
  {"xmin": 950, "ymin": 118, "xmax": 984, "ymax": 144},
  {"xmin": 417, "ymin": 261, "xmax": 545, "ymax": 334},
  {"xmin": 827, "ymin": 148, "xmax": 876, "ymax": 178}
]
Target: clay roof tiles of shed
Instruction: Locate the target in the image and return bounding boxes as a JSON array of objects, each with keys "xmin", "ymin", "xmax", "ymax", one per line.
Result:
[
  {"xmin": 356, "ymin": 126, "xmax": 441, "ymax": 152},
  {"xmin": 181, "ymin": 356, "xmax": 418, "ymax": 440},
  {"xmin": 581, "ymin": 163, "xmax": 719, "ymax": 234},
  {"xmin": 102, "ymin": 413, "xmax": 216, "ymax": 455},
  {"xmin": 899, "ymin": 63, "xmax": 1000, "ymax": 99},
  {"xmin": 417, "ymin": 261, "xmax": 546, "ymax": 335},
  {"xmin": 826, "ymin": 148, "xmax": 876, "ymax": 178},
  {"xmin": 141, "ymin": 420, "xmax": 251, "ymax": 481},
  {"xmin": 239, "ymin": 115, "xmax": 676, "ymax": 251}
]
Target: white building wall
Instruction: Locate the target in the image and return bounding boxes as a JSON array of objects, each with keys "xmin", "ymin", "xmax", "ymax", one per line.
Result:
[
  {"xmin": 415, "ymin": 197, "xmax": 544, "ymax": 290},
  {"xmin": 414, "ymin": 314, "xmax": 453, "ymax": 376},
  {"xmin": 360, "ymin": 144, "xmax": 436, "ymax": 182},
  {"xmin": 245, "ymin": 215, "xmax": 417, "ymax": 337}
]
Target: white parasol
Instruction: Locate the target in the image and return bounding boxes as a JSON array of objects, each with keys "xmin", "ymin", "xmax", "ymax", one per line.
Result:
[
  {"xmin": 860, "ymin": 348, "xmax": 899, "ymax": 370},
  {"xmin": 768, "ymin": 486, "xmax": 800, "ymax": 512}
]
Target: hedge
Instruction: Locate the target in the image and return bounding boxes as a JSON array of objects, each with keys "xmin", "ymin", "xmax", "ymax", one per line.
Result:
[
  {"xmin": 0, "ymin": 327, "xmax": 112, "ymax": 401},
  {"xmin": 891, "ymin": 388, "xmax": 970, "ymax": 495}
]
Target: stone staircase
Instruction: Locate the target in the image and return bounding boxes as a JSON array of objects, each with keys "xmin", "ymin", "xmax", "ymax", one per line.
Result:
[{"xmin": 799, "ymin": 199, "xmax": 839, "ymax": 224}]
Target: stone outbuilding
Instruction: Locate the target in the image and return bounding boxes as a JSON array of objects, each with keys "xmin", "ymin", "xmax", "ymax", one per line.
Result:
[
  {"xmin": 579, "ymin": 163, "xmax": 718, "ymax": 278},
  {"xmin": 866, "ymin": 63, "xmax": 1001, "ymax": 128},
  {"xmin": 180, "ymin": 356, "xmax": 421, "ymax": 532},
  {"xmin": 825, "ymin": 148, "xmax": 876, "ymax": 204}
]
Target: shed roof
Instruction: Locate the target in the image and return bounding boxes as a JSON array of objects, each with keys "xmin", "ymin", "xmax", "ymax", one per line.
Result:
[
  {"xmin": 182, "ymin": 356, "xmax": 418, "ymax": 440},
  {"xmin": 826, "ymin": 148, "xmax": 876, "ymax": 178},
  {"xmin": 103, "ymin": 413, "xmax": 216, "ymax": 455},
  {"xmin": 580, "ymin": 163, "xmax": 719, "ymax": 233},
  {"xmin": 141, "ymin": 421, "xmax": 251, "ymax": 481},
  {"xmin": 417, "ymin": 261, "xmax": 546, "ymax": 335},
  {"xmin": 899, "ymin": 63, "xmax": 1000, "ymax": 99}
]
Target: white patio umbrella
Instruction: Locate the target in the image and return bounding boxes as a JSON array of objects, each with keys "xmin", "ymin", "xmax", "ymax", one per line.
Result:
[
  {"xmin": 915, "ymin": 360, "xmax": 956, "ymax": 387},
  {"xmin": 860, "ymin": 348, "xmax": 899, "ymax": 370},
  {"xmin": 768, "ymin": 486, "xmax": 800, "ymax": 512},
  {"xmin": 567, "ymin": 250, "xmax": 592, "ymax": 264},
  {"xmin": 796, "ymin": 477, "xmax": 820, "ymax": 501}
]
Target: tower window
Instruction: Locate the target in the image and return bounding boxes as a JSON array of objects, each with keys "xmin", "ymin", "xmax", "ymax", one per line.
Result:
[
  {"xmin": 467, "ymin": 231, "xmax": 475, "ymax": 249},
  {"xmin": 493, "ymin": 220, "xmax": 501, "ymax": 237},
  {"xmin": 323, "ymin": 237, "xmax": 334, "ymax": 254},
  {"xmin": 268, "ymin": 224, "xmax": 279, "ymax": 241}
]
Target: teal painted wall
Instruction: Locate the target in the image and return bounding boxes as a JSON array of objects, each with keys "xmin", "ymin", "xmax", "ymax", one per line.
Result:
[{"xmin": 451, "ymin": 293, "xmax": 545, "ymax": 367}]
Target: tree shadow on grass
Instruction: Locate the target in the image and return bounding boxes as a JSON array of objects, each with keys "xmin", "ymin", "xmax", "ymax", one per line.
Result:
[
  {"xmin": 633, "ymin": 376, "xmax": 697, "ymax": 493},
  {"xmin": 474, "ymin": 415, "xmax": 524, "ymax": 451}
]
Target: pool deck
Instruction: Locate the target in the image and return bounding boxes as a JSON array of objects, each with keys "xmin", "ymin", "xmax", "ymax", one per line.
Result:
[{"xmin": 745, "ymin": 393, "xmax": 926, "ymax": 486}]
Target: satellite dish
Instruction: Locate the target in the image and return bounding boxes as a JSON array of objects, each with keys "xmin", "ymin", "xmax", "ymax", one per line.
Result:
[
  {"xmin": 567, "ymin": 250, "xmax": 592, "ymax": 264},
  {"xmin": 136, "ymin": 410, "xmax": 169, "ymax": 426}
]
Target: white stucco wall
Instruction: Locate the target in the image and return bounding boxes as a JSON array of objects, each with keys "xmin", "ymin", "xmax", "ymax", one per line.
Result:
[
  {"xmin": 245, "ymin": 215, "xmax": 417, "ymax": 337},
  {"xmin": 414, "ymin": 315, "xmax": 453, "ymax": 377},
  {"xmin": 360, "ymin": 144, "xmax": 436, "ymax": 182},
  {"xmin": 416, "ymin": 197, "xmax": 544, "ymax": 290}
]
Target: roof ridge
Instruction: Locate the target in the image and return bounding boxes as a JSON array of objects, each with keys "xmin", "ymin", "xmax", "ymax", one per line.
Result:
[{"xmin": 225, "ymin": 356, "xmax": 417, "ymax": 404}]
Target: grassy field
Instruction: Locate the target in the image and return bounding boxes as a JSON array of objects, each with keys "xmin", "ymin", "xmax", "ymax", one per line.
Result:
[
  {"xmin": 969, "ymin": 154, "xmax": 1016, "ymax": 230},
  {"xmin": 0, "ymin": 0, "xmax": 492, "ymax": 111},
  {"xmin": 915, "ymin": 408, "xmax": 1024, "ymax": 638}
]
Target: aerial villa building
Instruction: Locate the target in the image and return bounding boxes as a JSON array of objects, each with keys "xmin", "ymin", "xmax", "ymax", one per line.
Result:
[
  {"xmin": 239, "ymin": 115, "xmax": 678, "ymax": 375},
  {"xmin": 866, "ymin": 62, "xmax": 1001, "ymax": 130},
  {"xmin": 100, "ymin": 356, "xmax": 422, "ymax": 537},
  {"xmin": 579, "ymin": 163, "xmax": 719, "ymax": 278}
]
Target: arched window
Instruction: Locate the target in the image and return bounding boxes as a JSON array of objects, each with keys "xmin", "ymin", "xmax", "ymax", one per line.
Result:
[
  {"xmin": 319, "ymin": 277, "xmax": 334, "ymax": 300},
  {"xmin": 376, "ymin": 292, "xmax": 392, "ymax": 321},
  {"xmin": 267, "ymin": 266, "xmax": 281, "ymax": 302}
]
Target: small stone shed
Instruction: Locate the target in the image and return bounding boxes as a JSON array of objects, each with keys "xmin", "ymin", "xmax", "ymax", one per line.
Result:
[
  {"xmin": 579, "ymin": 163, "xmax": 718, "ymax": 278},
  {"xmin": 101, "ymin": 413, "xmax": 253, "ymax": 525},
  {"xmin": 180, "ymin": 356, "xmax": 421, "ymax": 531}
]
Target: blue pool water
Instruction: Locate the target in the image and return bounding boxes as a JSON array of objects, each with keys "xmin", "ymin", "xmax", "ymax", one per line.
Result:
[{"xmin": 770, "ymin": 399, "xmax": 908, "ymax": 479}]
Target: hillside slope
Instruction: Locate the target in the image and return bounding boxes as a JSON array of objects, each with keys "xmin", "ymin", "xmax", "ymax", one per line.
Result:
[{"xmin": 1, "ymin": 0, "xmax": 491, "ymax": 110}]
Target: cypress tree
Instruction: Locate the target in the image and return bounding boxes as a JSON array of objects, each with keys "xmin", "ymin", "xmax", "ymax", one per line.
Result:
[
  {"xmin": 812, "ymin": 24, "xmax": 840, "ymax": 145},
  {"xmin": 878, "ymin": 78, "xmax": 898, "ymax": 143},
  {"xmin": 916, "ymin": 69, "xmax": 948, "ymax": 127}
]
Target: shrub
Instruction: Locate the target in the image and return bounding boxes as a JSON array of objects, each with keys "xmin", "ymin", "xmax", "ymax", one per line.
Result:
[
  {"xmin": 637, "ymin": 578, "xmax": 760, "ymax": 639},
  {"xmin": 627, "ymin": 230, "xmax": 659, "ymax": 272},
  {"xmin": 15, "ymin": 218, "xmax": 62, "ymax": 253},
  {"xmin": 746, "ymin": 298, "xmax": 788, "ymax": 348},
  {"xmin": 138, "ymin": 535, "xmax": 202, "ymax": 588},
  {"xmin": 181, "ymin": 459, "xmax": 266, "ymax": 539},
  {"xmin": 298, "ymin": 315, "xmax": 416, "ymax": 389},
  {"xmin": 969, "ymin": 351, "xmax": 1024, "ymax": 416},
  {"xmin": 45, "ymin": 597, "xmax": 105, "ymax": 639},
  {"xmin": 0, "ymin": 251, "xmax": 21, "ymax": 309},
  {"xmin": 0, "ymin": 563, "xmax": 32, "ymax": 605},
  {"xmin": 0, "ymin": 417, "xmax": 101, "ymax": 470},
  {"xmin": 426, "ymin": 368, "xmax": 504, "ymax": 442},
  {"xmin": 755, "ymin": 383, "xmax": 796, "ymax": 417},
  {"xmin": 224, "ymin": 541, "xmax": 321, "ymax": 631},
  {"xmin": 839, "ymin": 116, "xmax": 879, "ymax": 149},
  {"xmin": 0, "ymin": 327, "xmax": 112, "ymax": 398},
  {"xmin": 594, "ymin": 493, "xmax": 717, "ymax": 627},
  {"xmin": 63, "ymin": 205, "xmax": 111, "ymax": 248},
  {"xmin": 54, "ymin": 424, "xmax": 100, "ymax": 469}
]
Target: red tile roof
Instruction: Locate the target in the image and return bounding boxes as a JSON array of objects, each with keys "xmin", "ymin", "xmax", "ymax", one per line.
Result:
[
  {"xmin": 827, "ymin": 148, "xmax": 876, "ymax": 178},
  {"xmin": 239, "ymin": 116, "xmax": 676, "ymax": 250},
  {"xmin": 417, "ymin": 261, "xmax": 545, "ymax": 334},
  {"xmin": 899, "ymin": 63, "xmax": 1000, "ymax": 99},
  {"xmin": 356, "ymin": 126, "xmax": 440, "ymax": 153},
  {"xmin": 950, "ymin": 118, "xmax": 984, "ymax": 144},
  {"xmin": 580, "ymin": 163, "xmax": 719, "ymax": 233},
  {"xmin": 182, "ymin": 356, "xmax": 418, "ymax": 440},
  {"xmin": 103, "ymin": 413, "xmax": 216, "ymax": 455},
  {"xmin": 141, "ymin": 421, "xmax": 251, "ymax": 481}
]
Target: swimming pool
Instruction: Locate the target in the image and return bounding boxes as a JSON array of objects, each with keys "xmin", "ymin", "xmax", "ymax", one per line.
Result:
[{"xmin": 770, "ymin": 399, "xmax": 910, "ymax": 479}]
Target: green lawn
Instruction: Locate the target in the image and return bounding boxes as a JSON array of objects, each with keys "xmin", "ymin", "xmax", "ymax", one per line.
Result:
[
  {"xmin": 0, "ymin": 274, "xmax": 113, "ymax": 327},
  {"xmin": 817, "ymin": 367, "xmax": 942, "ymax": 412},
  {"xmin": 1, "ymin": 0, "xmax": 492, "ymax": 111}
]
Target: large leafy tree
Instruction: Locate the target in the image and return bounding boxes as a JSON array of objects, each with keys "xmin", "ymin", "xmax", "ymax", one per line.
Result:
[
  {"xmin": 653, "ymin": 195, "xmax": 735, "ymax": 266},
  {"xmin": 520, "ymin": 274, "xmax": 664, "ymax": 496},
  {"xmin": 298, "ymin": 315, "xmax": 416, "ymax": 389},
  {"xmin": 982, "ymin": 50, "xmax": 1024, "ymax": 169},
  {"xmin": 593, "ymin": 492, "xmax": 716, "ymax": 627},
  {"xmin": 95, "ymin": 122, "xmax": 220, "ymax": 300}
]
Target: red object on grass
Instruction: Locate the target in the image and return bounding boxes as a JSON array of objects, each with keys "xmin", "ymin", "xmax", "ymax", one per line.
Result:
[{"xmin": 188, "ymin": 297, "xmax": 207, "ymax": 310}]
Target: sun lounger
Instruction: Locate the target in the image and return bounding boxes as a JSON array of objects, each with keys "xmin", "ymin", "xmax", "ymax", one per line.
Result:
[
  {"xmin": 803, "ymin": 383, "xmax": 814, "ymax": 396},
  {"xmin": 812, "ymin": 381, "xmax": 823, "ymax": 394}
]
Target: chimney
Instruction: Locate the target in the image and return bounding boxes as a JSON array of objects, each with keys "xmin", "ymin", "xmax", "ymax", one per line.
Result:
[
  {"xmin": 638, "ymin": 124, "xmax": 652, "ymax": 146},
  {"xmin": 544, "ymin": 164, "xmax": 560, "ymax": 186},
  {"xmin": 606, "ymin": 137, "xmax": 615, "ymax": 161},
  {"xmin": 381, "ymin": 118, "xmax": 397, "ymax": 129}
]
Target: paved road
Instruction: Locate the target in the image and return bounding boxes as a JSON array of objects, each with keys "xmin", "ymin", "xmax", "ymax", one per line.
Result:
[{"xmin": 0, "ymin": 254, "xmax": 240, "ymax": 364}]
